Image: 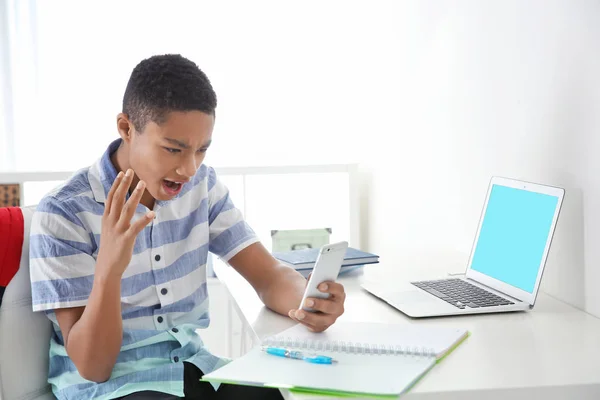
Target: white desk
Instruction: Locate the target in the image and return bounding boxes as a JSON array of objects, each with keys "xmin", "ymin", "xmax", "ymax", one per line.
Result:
[{"xmin": 213, "ymin": 255, "xmax": 600, "ymax": 400}]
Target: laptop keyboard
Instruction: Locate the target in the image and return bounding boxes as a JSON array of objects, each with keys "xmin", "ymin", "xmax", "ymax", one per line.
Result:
[{"xmin": 411, "ymin": 279, "xmax": 515, "ymax": 309}]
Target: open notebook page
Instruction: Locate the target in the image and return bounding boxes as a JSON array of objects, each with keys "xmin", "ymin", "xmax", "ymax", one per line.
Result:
[
  {"xmin": 270, "ymin": 321, "xmax": 468, "ymax": 359},
  {"xmin": 202, "ymin": 322, "xmax": 468, "ymax": 397}
]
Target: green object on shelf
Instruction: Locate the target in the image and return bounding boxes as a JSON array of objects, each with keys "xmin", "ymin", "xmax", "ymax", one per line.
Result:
[{"xmin": 270, "ymin": 228, "xmax": 331, "ymax": 252}]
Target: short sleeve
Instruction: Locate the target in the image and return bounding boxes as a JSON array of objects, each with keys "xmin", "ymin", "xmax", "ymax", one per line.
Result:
[
  {"xmin": 29, "ymin": 196, "xmax": 97, "ymax": 312},
  {"xmin": 206, "ymin": 167, "xmax": 259, "ymax": 261}
]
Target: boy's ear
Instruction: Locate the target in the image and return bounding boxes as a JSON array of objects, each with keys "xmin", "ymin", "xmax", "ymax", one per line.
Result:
[{"xmin": 117, "ymin": 113, "xmax": 133, "ymax": 142}]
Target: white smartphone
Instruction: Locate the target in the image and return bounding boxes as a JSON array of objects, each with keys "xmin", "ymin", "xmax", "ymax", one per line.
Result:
[{"xmin": 299, "ymin": 241, "xmax": 348, "ymax": 312}]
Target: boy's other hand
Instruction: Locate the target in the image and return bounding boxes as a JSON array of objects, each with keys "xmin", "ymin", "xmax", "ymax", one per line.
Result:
[
  {"xmin": 287, "ymin": 278, "xmax": 346, "ymax": 333},
  {"xmin": 96, "ymin": 169, "xmax": 154, "ymax": 279}
]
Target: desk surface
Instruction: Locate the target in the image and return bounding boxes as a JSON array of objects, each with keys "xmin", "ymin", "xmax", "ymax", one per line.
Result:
[{"xmin": 213, "ymin": 254, "xmax": 600, "ymax": 400}]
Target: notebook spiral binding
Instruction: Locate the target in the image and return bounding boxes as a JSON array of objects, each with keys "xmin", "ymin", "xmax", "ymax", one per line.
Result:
[{"xmin": 262, "ymin": 336, "xmax": 436, "ymax": 358}]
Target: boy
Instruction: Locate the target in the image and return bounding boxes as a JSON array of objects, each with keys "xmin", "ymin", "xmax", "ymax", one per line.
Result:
[{"xmin": 30, "ymin": 54, "xmax": 346, "ymax": 399}]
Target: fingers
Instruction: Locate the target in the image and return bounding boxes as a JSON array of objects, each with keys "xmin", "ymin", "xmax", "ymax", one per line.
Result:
[
  {"xmin": 302, "ymin": 298, "xmax": 343, "ymax": 315},
  {"xmin": 105, "ymin": 171, "xmax": 124, "ymax": 216},
  {"xmin": 287, "ymin": 281, "xmax": 346, "ymax": 333},
  {"xmin": 288, "ymin": 309, "xmax": 335, "ymax": 333},
  {"xmin": 317, "ymin": 281, "xmax": 346, "ymax": 302},
  {"xmin": 111, "ymin": 169, "xmax": 134, "ymax": 219},
  {"xmin": 119, "ymin": 180, "xmax": 146, "ymax": 228},
  {"xmin": 128, "ymin": 210, "xmax": 155, "ymax": 237}
]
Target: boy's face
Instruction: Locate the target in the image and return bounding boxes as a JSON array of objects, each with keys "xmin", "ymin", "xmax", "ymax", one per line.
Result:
[{"xmin": 117, "ymin": 110, "xmax": 214, "ymax": 206}]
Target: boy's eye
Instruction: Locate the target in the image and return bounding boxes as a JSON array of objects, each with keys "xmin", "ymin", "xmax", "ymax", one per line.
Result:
[
  {"xmin": 197, "ymin": 148, "xmax": 208, "ymax": 154},
  {"xmin": 164, "ymin": 147, "xmax": 181, "ymax": 154}
]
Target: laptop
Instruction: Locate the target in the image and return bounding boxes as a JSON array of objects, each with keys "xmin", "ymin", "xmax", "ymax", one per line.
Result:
[{"xmin": 361, "ymin": 176, "xmax": 565, "ymax": 318}]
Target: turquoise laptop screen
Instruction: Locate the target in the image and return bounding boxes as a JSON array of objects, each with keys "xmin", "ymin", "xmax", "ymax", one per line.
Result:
[{"xmin": 470, "ymin": 184, "xmax": 559, "ymax": 293}]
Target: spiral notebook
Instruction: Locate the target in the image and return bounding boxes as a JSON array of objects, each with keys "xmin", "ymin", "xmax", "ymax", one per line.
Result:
[{"xmin": 202, "ymin": 322, "xmax": 469, "ymax": 398}]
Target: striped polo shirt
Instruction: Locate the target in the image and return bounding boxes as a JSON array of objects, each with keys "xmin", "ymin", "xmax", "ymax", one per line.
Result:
[{"xmin": 29, "ymin": 139, "xmax": 258, "ymax": 399}]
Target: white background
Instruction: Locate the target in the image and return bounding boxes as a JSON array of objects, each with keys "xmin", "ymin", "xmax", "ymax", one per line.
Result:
[{"xmin": 2, "ymin": 0, "xmax": 600, "ymax": 318}]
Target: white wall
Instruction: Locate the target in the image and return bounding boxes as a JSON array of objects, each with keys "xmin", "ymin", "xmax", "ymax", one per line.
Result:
[
  {"xmin": 3, "ymin": 0, "xmax": 599, "ymax": 316},
  {"xmin": 360, "ymin": 0, "xmax": 600, "ymax": 317},
  {"xmin": 2, "ymin": 0, "xmax": 392, "ymax": 172},
  {"xmin": 0, "ymin": 2, "xmax": 12, "ymax": 171}
]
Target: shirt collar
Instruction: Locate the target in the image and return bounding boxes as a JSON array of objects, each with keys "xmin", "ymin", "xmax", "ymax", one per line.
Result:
[{"xmin": 90, "ymin": 139, "xmax": 122, "ymax": 204}]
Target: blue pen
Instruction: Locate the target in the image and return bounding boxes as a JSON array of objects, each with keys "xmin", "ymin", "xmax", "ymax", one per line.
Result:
[{"xmin": 262, "ymin": 346, "xmax": 337, "ymax": 364}]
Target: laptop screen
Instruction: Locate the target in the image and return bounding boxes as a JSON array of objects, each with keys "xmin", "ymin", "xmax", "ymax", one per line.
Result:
[{"xmin": 470, "ymin": 184, "xmax": 559, "ymax": 293}]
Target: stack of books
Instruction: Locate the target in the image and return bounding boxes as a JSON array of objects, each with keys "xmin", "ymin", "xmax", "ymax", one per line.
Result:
[{"xmin": 272, "ymin": 247, "xmax": 379, "ymax": 277}]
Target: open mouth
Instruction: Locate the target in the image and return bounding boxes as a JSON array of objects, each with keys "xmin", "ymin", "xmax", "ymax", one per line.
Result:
[{"xmin": 162, "ymin": 179, "xmax": 183, "ymax": 195}]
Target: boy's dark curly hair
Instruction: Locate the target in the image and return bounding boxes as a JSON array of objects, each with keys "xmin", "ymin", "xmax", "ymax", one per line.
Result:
[{"xmin": 123, "ymin": 54, "xmax": 217, "ymax": 131}]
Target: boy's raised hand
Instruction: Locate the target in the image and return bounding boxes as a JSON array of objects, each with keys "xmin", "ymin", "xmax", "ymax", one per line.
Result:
[{"xmin": 96, "ymin": 169, "xmax": 155, "ymax": 279}]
